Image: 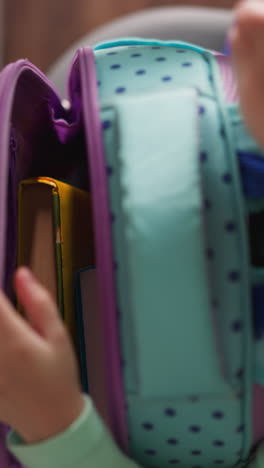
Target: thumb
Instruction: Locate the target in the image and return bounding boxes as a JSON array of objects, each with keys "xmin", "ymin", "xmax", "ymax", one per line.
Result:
[{"xmin": 14, "ymin": 266, "xmax": 62, "ymax": 341}]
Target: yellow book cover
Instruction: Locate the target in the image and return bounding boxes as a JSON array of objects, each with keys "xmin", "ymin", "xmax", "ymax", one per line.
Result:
[{"xmin": 17, "ymin": 177, "xmax": 95, "ymax": 350}]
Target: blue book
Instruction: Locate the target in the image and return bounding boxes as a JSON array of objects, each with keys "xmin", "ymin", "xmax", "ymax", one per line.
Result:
[
  {"xmin": 74, "ymin": 267, "xmax": 110, "ymax": 425},
  {"xmin": 74, "ymin": 267, "xmax": 92, "ymax": 393}
]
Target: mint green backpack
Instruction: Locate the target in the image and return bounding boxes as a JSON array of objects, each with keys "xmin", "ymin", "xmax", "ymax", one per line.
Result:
[{"xmin": 79, "ymin": 38, "xmax": 264, "ymax": 468}]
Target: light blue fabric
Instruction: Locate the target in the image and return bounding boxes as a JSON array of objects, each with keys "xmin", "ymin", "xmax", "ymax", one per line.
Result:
[
  {"xmin": 103, "ymin": 88, "xmax": 223, "ymax": 398},
  {"xmin": 7, "ymin": 395, "xmax": 140, "ymax": 468},
  {"xmin": 5, "ymin": 395, "xmax": 264, "ymax": 468}
]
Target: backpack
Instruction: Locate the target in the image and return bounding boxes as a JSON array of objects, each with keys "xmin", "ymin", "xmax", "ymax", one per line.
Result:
[{"xmin": 0, "ymin": 38, "xmax": 263, "ymax": 468}]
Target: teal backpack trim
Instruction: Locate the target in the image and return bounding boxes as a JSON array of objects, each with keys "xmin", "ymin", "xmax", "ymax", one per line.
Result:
[{"xmin": 93, "ymin": 37, "xmax": 209, "ymax": 54}]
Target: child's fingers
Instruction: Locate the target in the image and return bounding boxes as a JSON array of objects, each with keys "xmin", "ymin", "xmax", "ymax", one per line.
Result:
[
  {"xmin": 14, "ymin": 267, "xmax": 63, "ymax": 342},
  {"xmin": 230, "ymin": 12, "xmax": 253, "ymax": 60},
  {"xmin": 0, "ymin": 287, "xmax": 35, "ymax": 345},
  {"xmin": 230, "ymin": 0, "xmax": 264, "ymax": 90},
  {"xmin": 230, "ymin": 1, "xmax": 264, "ymax": 76},
  {"xmin": 232, "ymin": 0, "xmax": 264, "ymax": 41},
  {"xmin": 230, "ymin": 27, "xmax": 250, "ymax": 82}
]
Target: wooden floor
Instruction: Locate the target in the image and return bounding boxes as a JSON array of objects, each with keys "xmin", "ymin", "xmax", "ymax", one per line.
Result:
[{"xmin": 5, "ymin": 0, "xmax": 236, "ymax": 72}]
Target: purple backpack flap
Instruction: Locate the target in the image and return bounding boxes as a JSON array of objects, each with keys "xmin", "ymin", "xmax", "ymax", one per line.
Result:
[{"xmin": 0, "ymin": 49, "xmax": 112, "ymax": 467}]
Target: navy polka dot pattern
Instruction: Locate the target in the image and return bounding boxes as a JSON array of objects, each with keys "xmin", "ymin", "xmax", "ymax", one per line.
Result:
[
  {"xmin": 237, "ymin": 424, "xmax": 245, "ymax": 433},
  {"xmin": 212, "ymin": 298, "xmax": 219, "ymax": 308},
  {"xmin": 222, "ymin": 173, "xmax": 233, "ymax": 183},
  {"xmin": 167, "ymin": 439, "xmax": 178, "ymax": 445},
  {"xmin": 236, "ymin": 368, "xmax": 244, "ymax": 379},
  {"xmin": 190, "ymin": 426, "xmax": 202, "ymax": 433},
  {"xmin": 142, "ymin": 423, "xmax": 154, "ymax": 430},
  {"xmin": 136, "ymin": 69, "xmax": 146, "ymax": 75},
  {"xmin": 231, "ymin": 320, "xmax": 243, "ymax": 332},
  {"xmin": 102, "ymin": 120, "xmax": 111, "ymax": 130},
  {"xmin": 145, "ymin": 449, "xmax": 157, "ymax": 455},
  {"xmin": 198, "ymin": 93, "xmax": 250, "ymax": 416},
  {"xmin": 225, "ymin": 221, "xmax": 236, "ymax": 232},
  {"xmin": 213, "ymin": 441, "xmax": 225, "ymax": 447},
  {"xmin": 164, "ymin": 408, "xmax": 176, "ymax": 417},
  {"xmin": 204, "ymin": 199, "xmax": 211, "ymax": 210},
  {"xmin": 212, "ymin": 411, "xmax": 224, "ymax": 419},
  {"xmin": 188, "ymin": 396, "xmax": 200, "ymax": 402},
  {"xmin": 206, "ymin": 248, "xmax": 215, "ymax": 259},
  {"xmin": 96, "ymin": 43, "xmax": 248, "ymax": 468},
  {"xmin": 200, "ymin": 151, "xmax": 207, "ymax": 162},
  {"xmin": 95, "ymin": 44, "xmax": 213, "ymax": 100},
  {"xmin": 220, "ymin": 127, "xmax": 226, "ymax": 138},
  {"xmin": 115, "ymin": 86, "xmax": 126, "ymax": 93},
  {"xmin": 228, "ymin": 271, "xmax": 240, "ymax": 282},
  {"xmin": 192, "ymin": 450, "xmax": 202, "ymax": 455},
  {"xmin": 106, "ymin": 166, "xmax": 113, "ymax": 176}
]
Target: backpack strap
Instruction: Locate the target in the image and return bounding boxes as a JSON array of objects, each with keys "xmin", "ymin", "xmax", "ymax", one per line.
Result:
[{"xmin": 103, "ymin": 87, "xmax": 224, "ymax": 397}]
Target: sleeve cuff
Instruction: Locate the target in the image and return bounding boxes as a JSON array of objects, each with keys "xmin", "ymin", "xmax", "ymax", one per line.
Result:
[
  {"xmin": 249, "ymin": 440, "xmax": 264, "ymax": 468},
  {"xmin": 6, "ymin": 394, "xmax": 111, "ymax": 468}
]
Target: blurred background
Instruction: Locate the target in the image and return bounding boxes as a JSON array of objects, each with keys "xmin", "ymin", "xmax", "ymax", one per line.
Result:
[{"xmin": 3, "ymin": 0, "xmax": 236, "ymax": 72}]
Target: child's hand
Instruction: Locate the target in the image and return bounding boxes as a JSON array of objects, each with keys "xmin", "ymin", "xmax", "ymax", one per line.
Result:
[
  {"xmin": 230, "ymin": 0, "xmax": 264, "ymax": 148},
  {"xmin": 0, "ymin": 266, "xmax": 85, "ymax": 444}
]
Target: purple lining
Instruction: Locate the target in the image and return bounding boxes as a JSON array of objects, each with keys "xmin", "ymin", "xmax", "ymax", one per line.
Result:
[
  {"xmin": 48, "ymin": 105, "xmax": 80, "ymax": 144},
  {"xmin": 77, "ymin": 47, "xmax": 128, "ymax": 452},
  {"xmin": 0, "ymin": 59, "xmax": 81, "ymax": 468}
]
